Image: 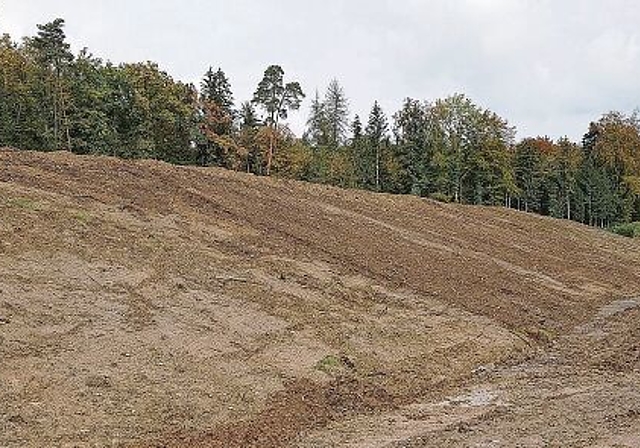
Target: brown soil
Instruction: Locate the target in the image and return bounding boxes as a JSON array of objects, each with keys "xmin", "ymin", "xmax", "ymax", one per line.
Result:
[{"xmin": 1, "ymin": 149, "xmax": 639, "ymax": 447}]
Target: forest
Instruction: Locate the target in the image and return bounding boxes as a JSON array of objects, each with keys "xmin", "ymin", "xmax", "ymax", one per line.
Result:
[{"xmin": 2, "ymin": 19, "xmax": 640, "ymax": 230}]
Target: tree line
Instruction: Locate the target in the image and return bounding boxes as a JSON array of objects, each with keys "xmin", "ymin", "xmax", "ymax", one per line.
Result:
[{"xmin": 2, "ymin": 19, "xmax": 640, "ymax": 227}]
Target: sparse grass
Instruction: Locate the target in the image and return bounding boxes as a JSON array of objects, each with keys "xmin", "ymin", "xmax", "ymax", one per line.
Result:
[
  {"xmin": 523, "ymin": 327, "xmax": 555, "ymax": 346},
  {"xmin": 72, "ymin": 210, "xmax": 92, "ymax": 224},
  {"xmin": 611, "ymin": 222, "xmax": 640, "ymax": 238},
  {"xmin": 315, "ymin": 355, "xmax": 343, "ymax": 374},
  {"xmin": 5, "ymin": 197, "xmax": 42, "ymax": 211}
]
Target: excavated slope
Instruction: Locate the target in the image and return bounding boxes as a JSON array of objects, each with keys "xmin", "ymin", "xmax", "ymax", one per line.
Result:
[{"xmin": 1, "ymin": 149, "xmax": 639, "ymax": 447}]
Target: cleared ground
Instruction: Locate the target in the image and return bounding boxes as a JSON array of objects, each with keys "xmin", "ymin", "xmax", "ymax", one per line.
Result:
[{"xmin": 0, "ymin": 149, "xmax": 639, "ymax": 447}]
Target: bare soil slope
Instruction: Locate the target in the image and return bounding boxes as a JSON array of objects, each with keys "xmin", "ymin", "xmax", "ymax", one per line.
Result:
[{"xmin": 1, "ymin": 149, "xmax": 639, "ymax": 447}]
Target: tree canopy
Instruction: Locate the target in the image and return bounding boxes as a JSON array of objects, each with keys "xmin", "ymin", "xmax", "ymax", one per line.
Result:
[{"xmin": 2, "ymin": 18, "xmax": 640, "ymax": 229}]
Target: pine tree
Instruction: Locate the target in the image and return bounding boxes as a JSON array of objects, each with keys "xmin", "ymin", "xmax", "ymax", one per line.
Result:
[
  {"xmin": 197, "ymin": 67, "xmax": 237, "ymax": 167},
  {"xmin": 348, "ymin": 115, "xmax": 365, "ymax": 188},
  {"xmin": 29, "ymin": 19, "xmax": 73, "ymax": 72},
  {"xmin": 201, "ymin": 67, "xmax": 234, "ymax": 117},
  {"xmin": 554, "ymin": 137, "xmax": 582, "ymax": 220},
  {"xmin": 514, "ymin": 138, "xmax": 546, "ymax": 212},
  {"xmin": 393, "ymin": 98, "xmax": 428, "ymax": 195},
  {"xmin": 240, "ymin": 101, "xmax": 260, "ymax": 130},
  {"xmin": 304, "ymin": 90, "xmax": 328, "ymax": 147},
  {"xmin": 351, "ymin": 115, "xmax": 363, "ymax": 142},
  {"xmin": 365, "ymin": 101, "xmax": 388, "ymax": 191},
  {"xmin": 27, "ymin": 18, "xmax": 74, "ymax": 150},
  {"xmin": 324, "ymin": 79, "xmax": 349, "ymax": 148},
  {"xmin": 238, "ymin": 101, "xmax": 262, "ymax": 173},
  {"xmin": 252, "ymin": 65, "xmax": 304, "ymax": 175}
]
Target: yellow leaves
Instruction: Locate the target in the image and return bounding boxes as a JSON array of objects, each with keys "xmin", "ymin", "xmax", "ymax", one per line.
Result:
[
  {"xmin": 592, "ymin": 112, "xmax": 640, "ymax": 175},
  {"xmin": 623, "ymin": 176, "xmax": 640, "ymax": 196}
]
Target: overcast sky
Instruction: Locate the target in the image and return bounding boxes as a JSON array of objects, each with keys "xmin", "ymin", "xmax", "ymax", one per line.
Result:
[{"xmin": 2, "ymin": 0, "xmax": 640, "ymax": 141}]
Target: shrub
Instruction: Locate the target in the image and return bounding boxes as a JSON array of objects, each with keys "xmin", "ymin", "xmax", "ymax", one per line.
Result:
[{"xmin": 611, "ymin": 222, "xmax": 640, "ymax": 238}]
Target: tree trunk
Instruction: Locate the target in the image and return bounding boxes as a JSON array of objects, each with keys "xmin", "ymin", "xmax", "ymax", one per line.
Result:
[
  {"xmin": 375, "ymin": 145, "xmax": 380, "ymax": 191},
  {"xmin": 53, "ymin": 82, "xmax": 59, "ymax": 149},
  {"xmin": 61, "ymin": 89, "xmax": 72, "ymax": 151},
  {"xmin": 266, "ymin": 125, "xmax": 274, "ymax": 176}
]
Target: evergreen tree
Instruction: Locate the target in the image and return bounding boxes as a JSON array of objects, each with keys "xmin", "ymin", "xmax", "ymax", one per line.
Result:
[
  {"xmin": 514, "ymin": 138, "xmax": 547, "ymax": 212},
  {"xmin": 349, "ymin": 115, "xmax": 366, "ymax": 188},
  {"xmin": 200, "ymin": 67, "xmax": 234, "ymax": 117},
  {"xmin": 240, "ymin": 101, "xmax": 260, "ymax": 129},
  {"xmin": 365, "ymin": 101, "xmax": 388, "ymax": 191},
  {"xmin": 26, "ymin": 18, "xmax": 74, "ymax": 150},
  {"xmin": 394, "ymin": 98, "xmax": 429, "ymax": 195},
  {"xmin": 351, "ymin": 114, "xmax": 363, "ymax": 142},
  {"xmin": 5, "ymin": 18, "xmax": 640, "ymax": 229},
  {"xmin": 324, "ymin": 79, "xmax": 349, "ymax": 148},
  {"xmin": 28, "ymin": 19, "xmax": 73, "ymax": 72},
  {"xmin": 197, "ymin": 68, "xmax": 237, "ymax": 167},
  {"xmin": 252, "ymin": 65, "xmax": 304, "ymax": 175},
  {"xmin": 553, "ymin": 137, "xmax": 582, "ymax": 220},
  {"xmin": 304, "ymin": 90, "xmax": 328, "ymax": 147},
  {"xmin": 238, "ymin": 101, "xmax": 262, "ymax": 173}
]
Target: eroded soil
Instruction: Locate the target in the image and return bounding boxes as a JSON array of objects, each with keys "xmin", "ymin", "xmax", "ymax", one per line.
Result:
[{"xmin": 1, "ymin": 149, "xmax": 639, "ymax": 447}]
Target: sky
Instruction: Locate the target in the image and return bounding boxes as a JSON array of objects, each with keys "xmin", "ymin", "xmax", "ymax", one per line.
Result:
[{"xmin": 2, "ymin": 0, "xmax": 640, "ymax": 141}]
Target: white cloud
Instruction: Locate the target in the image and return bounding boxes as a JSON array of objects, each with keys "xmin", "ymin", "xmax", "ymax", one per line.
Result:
[{"xmin": 2, "ymin": 0, "xmax": 640, "ymax": 141}]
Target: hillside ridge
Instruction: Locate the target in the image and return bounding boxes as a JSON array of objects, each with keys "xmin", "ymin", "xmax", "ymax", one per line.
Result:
[{"xmin": 1, "ymin": 149, "xmax": 640, "ymax": 447}]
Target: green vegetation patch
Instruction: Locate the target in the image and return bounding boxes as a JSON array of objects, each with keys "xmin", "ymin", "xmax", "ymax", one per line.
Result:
[
  {"xmin": 5, "ymin": 197, "xmax": 42, "ymax": 211},
  {"xmin": 71, "ymin": 210, "xmax": 92, "ymax": 224},
  {"xmin": 315, "ymin": 355, "xmax": 344, "ymax": 374},
  {"xmin": 611, "ymin": 222, "xmax": 640, "ymax": 238}
]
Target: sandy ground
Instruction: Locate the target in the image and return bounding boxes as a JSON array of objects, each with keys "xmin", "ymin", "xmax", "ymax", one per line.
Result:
[{"xmin": 0, "ymin": 149, "xmax": 639, "ymax": 447}]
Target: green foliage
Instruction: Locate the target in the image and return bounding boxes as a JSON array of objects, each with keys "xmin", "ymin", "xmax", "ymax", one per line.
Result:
[
  {"xmin": 272, "ymin": 131, "xmax": 314, "ymax": 180},
  {"xmin": 315, "ymin": 355, "xmax": 343, "ymax": 374},
  {"xmin": 238, "ymin": 102, "xmax": 262, "ymax": 173},
  {"xmin": 393, "ymin": 98, "xmax": 430, "ymax": 195},
  {"xmin": 28, "ymin": 18, "xmax": 73, "ymax": 71},
  {"xmin": 611, "ymin": 222, "xmax": 640, "ymax": 238},
  {"xmin": 428, "ymin": 94, "xmax": 516, "ymax": 205},
  {"xmin": 304, "ymin": 90, "xmax": 329, "ymax": 147},
  {"xmin": 324, "ymin": 79, "xmax": 349, "ymax": 148},
  {"xmin": 362, "ymin": 101, "xmax": 389, "ymax": 191},
  {"xmin": 514, "ymin": 137, "xmax": 547, "ymax": 212},
  {"xmin": 116, "ymin": 62, "xmax": 196, "ymax": 163},
  {"xmin": 67, "ymin": 50, "xmax": 118, "ymax": 154},
  {"xmin": 197, "ymin": 67, "xmax": 237, "ymax": 167},
  {"xmin": 200, "ymin": 67, "xmax": 234, "ymax": 116},
  {"xmin": 6, "ymin": 197, "xmax": 42, "ymax": 211},
  {"xmin": 252, "ymin": 65, "xmax": 305, "ymax": 175},
  {"xmin": 25, "ymin": 18, "xmax": 75, "ymax": 151},
  {"xmin": 3, "ymin": 18, "xmax": 640, "ymax": 231},
  {"xmin": 0, "ymin": 34, "xmax": 49, "ymax": 149},
  {"xmin": 252, "ymin": 65, "xmax": 305, "ymax": 125}
]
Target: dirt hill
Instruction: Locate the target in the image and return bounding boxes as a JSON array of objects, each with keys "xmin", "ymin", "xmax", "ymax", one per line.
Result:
[{"xmin": 1, "ymin": 149, "xmax": 639, "ymax": 447}]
